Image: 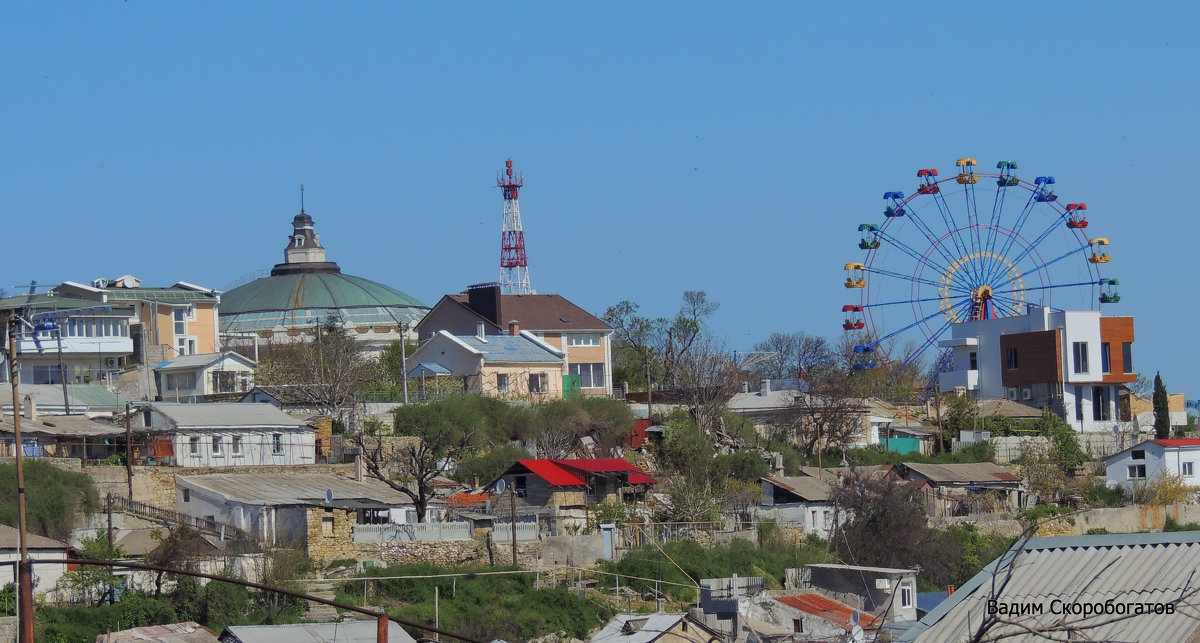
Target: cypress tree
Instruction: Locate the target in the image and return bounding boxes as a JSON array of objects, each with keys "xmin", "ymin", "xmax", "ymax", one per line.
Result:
[{"xmin": 1153, "ymin": 371, "xmax": 1171, "ymax": 439}]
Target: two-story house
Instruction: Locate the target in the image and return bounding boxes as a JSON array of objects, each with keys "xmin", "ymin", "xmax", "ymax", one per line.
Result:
[
  {"xmin": 938, "ymin": 305, "xmax": 1136, "ymax": 432},
  {"xmin": 405, "ymin": 325, "xmax": 568, "ymax": 400},
  {"xmin": 415, "ymin": 282, "xmax": 614, "ymax": 396},
  {"xmin": 490, "ymin": 458, "xmax": 655, "ymax": 533}
]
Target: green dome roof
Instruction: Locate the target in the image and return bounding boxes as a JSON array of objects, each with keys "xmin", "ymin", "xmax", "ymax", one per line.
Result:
[{"xmin": 220, "ymin": 272, "xmax": 428, "ymax": 333}]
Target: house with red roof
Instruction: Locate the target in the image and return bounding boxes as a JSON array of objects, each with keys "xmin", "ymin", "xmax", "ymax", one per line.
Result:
[
  {"xmin": 1104, "ymin": 438, "xmax": 1200, "ymax": 493},
  {"xmin": 489, "ymin": 458, "xmax": 655, "ymax": 533}
]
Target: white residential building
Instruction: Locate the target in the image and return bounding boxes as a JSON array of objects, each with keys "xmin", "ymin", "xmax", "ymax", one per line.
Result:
[
  {"xmin": 938, "ymin": 305, "xmax": 1135, "ymax": 432},
  {"xmin": 154, "ymin": 351, "xmax": 256, "ymax": 401},
  {"xmin": 1104, "ymin": 438, "xmax": 1200, "ymax": 492},
  {"xmin": 133, "ymin": 402, "xmax": 314, "ymax": 467}
]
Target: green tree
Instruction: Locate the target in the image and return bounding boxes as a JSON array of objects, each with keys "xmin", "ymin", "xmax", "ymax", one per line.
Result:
[
  {"xmin": 59, "ymin": 531, "xmax": 128, "ymax": 606},
  {"xmin": 378, "ymin": 339, "xmax": 417, "ymax": 385},
  {"xmin": 1154, "ymin": 371, "xmax": 1171, "ymax": 439},
  {"xmin": 0, "ymin": 460, "xmax": 99, "ymax": 541}
]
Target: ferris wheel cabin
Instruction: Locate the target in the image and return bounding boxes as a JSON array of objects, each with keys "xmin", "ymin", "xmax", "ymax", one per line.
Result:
[{"xmin": 1065, "ymin": 203, "xmax": 1089, "ymax": 229}]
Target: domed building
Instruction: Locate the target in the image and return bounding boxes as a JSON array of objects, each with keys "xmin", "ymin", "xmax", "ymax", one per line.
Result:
[{"xmin": 219, "ymin": 208, "xmax": 428, "ymax": 353}]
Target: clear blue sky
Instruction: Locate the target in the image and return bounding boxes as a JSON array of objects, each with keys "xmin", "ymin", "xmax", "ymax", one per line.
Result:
[{"xmin": 3, "ymin": 3, "xmax": 1196, "ymax": 401}]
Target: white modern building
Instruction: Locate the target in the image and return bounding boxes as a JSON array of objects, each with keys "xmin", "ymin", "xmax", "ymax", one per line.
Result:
[
  {"xmin": 1104, "ymin": 438, "xmax": 1200, "ymax": 492},
  {"xmin": 154, "ymin": 351, "xmax": 256, "ymax": 401},
  {"xmin": 938, "ymin": 305, "xmax": 1135, "ymax": 432}
]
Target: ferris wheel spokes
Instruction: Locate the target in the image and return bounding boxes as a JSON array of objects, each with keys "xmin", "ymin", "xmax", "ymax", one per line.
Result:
[
  {"xmin": 882, "ymin": 189, "xmax": 964, "ymax": 270},
  {"xmin": 988, "ymin": 243, "xmax": 1094, "ymax": 293},
  {"xmin": 874, "ymin": 228, "xmax": 954, "ymax": 275}
]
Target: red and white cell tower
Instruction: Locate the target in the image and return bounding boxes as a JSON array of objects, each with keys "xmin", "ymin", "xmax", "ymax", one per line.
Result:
[{"xmin": 498, "ymin": 159, "xmax": 533, "ymax": 295}]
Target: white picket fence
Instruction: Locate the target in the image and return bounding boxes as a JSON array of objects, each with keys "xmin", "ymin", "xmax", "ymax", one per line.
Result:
[{"xmin": 354, "ymin": 522, "xmax": 473, "ymax": 543}]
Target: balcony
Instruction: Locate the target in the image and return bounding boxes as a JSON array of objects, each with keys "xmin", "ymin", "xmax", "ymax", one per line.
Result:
[{"xmin": 939, "ymin": 369, "xmax": 979, "ymax": 392}]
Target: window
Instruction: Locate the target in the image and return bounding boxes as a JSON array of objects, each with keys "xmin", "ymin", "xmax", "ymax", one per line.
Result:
[
  {"xmin": 1131, "ymin": 449, "xmax": 1145, "ymax": 460},
  {"xmin": 496, "ymin": 373, "xmax": 510, "ymax": 394},
  {"xmin": 1183, "ymin": 462, "xmax": 1195, "ymax": 477},
  {"xmin": 1100, "ymin": 342, "xmax": 1111, "ymax": 374},
  {"xmin": 1074, "ymin": 386, "xmax": 1084, "ymax": 421},
  {"xmin": 165, "ymin": 373, "xmax": 196, "ymax": 391},
  {"xmin": 182, "ymin": 488, "xmax": 191, "ymax": 503},
  {"xmin": 515, "ymin": 475, "xmax": 527, "ymax": 498},
  {"xmin": 1006, "ymin": 348, "xmax": 1018, "ymax": 370},
  {"xmin": 1128, "ymin": 464, "xmax": 1146, "ymax": 479},
  {"xmin": 969, "ymin": 352, "xmax": 978, "ymax": 371},
  {"xmin": 1072, "ymin": 342, "xmax": 1089, "ymax": 374},
  {"xmin": 792, "ymin": 619, "xmax": 803, "ymax": 634},
  {"xmin": 566, "ymin": 334, "xmax": 601, "ymax": 347},
  {"xmin": 212, "ymin": 371, "xmax": 241, "ymax": 393},
  {"xmin": 529, "ymin": 373, "xmax": 548, "ymax": 394},
  {"xmin": 173, "ymin": 308, "xmax": 186, "ymax": 335},
  {"xmin": 231, "ymin": 435, "xmax": 242, "ymax": 456},
  {"xmin": 1092, "ymin": 386, "xmax": 1110, "ymax": 421},
  {"xmin": 189, "ymin": 436, "xmax": 200, "ymax": 456},
  {"xmin": 900, "ymin": 584, "xmax": 914, "ymax": 609},
  {"xmin": 272, "ymin": 434, "xmax": 284, "ymax": 455},
  {"xmin": 212, "ymin": 435, "xmax": 223, "ymax": 456},
  {"xmin": 322, "ymin": 515, "xmax": 334, "ymax": 536},
  {"xmin": 569, "ymin": 363, "xmax": 606, "ymax": 389},
  {"xmin": 1122, "ymin": 342, "xmax": 1133, "ymax": 373}
]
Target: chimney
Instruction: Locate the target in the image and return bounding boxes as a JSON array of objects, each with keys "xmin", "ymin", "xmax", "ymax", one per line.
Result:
[
  {"xmin": 476, "ymin": 321, "xmax": 486, "ymax": 340},
  {"xmin": 760, "ymin": 379, "xmax": 771, "ymax": 396},
  {"xmin": 508, "ymin": 319, "xmax": 520, "ymax": 336},
  {"xmin": 741, "ymin": 382, "xmax": 749, "ymax": 394},
  {"xmin": 467, "ymin": 282, "xmax": 502, "ymax": 326},
  {"xmin": 23, "ymin": 394, "xmax": 36, "ymax": 420},
  {"xmin": 472, "ymin": 474, "xmax": 480, "ymax": 490},
  {"xmin": 947, "ymin": 585, "xmax": 955, "ymax": 596}
]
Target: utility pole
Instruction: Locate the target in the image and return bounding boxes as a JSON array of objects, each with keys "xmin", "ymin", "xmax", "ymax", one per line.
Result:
[
  {"xmin": 124, "ymin": 402, "xmax": 133, "ymax": 499},
  {"xmin": 510, "ymin": 487, "xmax": 518, "ymax": 565},
  {"xmin": 9, "ymin": 314, "xmax": 34, "ymax": 643}
]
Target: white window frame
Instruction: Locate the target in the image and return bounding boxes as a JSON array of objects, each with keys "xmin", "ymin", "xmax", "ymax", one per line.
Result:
[
  {"xmin": 189, "ymin": 436, "xmax": 200, "ymax": 456},
  {"xmin": 569, "ymin": 363, "xmax": 605, "ymax": 389},
  {"xmin": 900, "ymin": 584, "xmax": 913, "ymax": 609},
  {"xmin": 1183, "ymin": 461, "xmax": 1195, "ymax": 478},
  {"xmin": 1128, "ymin": 464, "xmax": 1146, "ymax": 480},
  {"xmin": 272, "ymin": 433, "xmax": 284, "ymax": 455},
  {"xmin": 231, "ymin": 435, "xmax": 243, "ymax": 456},
  {"xmin": 212, "ymin": 435, "xmax": 223, "ymax": 457},
  {"xmin": 565, "ymin": 333, "xmax": 601, "ymax": 347},
  {"xmin": 529, "ymin": 373, "xmax": 548, "ymax": 394}
]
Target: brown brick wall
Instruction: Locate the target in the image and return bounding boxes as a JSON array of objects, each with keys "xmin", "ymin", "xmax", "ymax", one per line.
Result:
[{"xmin": 306, "ymin": 507, "xmax": 358, "ymax": 564}]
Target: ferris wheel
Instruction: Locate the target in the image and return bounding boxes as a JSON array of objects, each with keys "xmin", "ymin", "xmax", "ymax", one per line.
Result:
[{"xmin": 842, "ymin": 158, "xmax": 1118, "ymax": 378}]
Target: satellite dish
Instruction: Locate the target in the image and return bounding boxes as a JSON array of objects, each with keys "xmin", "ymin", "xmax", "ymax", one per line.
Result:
[
  {"xmin": 850, "ymin": 610, "xmax": 860, "ymax": 626},
  {"xmin": 850, "ymin": 625, "xmax": 864, "ymax": 642},
  {"xmin": 325, "ymin": 488, "xmax": 334, "ymax": 504},
  {"xmin": 495, "ymin": 479, "xmax": 507, "ymax": 494}
]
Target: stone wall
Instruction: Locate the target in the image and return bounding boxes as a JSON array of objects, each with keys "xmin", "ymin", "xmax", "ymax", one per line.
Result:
[
  {"xmin": 0, "ymin": 616, "xmax": 14, "ymax": 643},
  {"xmin": 307, "ymin": 507, "xmax": 357, "ymax": 565},
  {"xmin": 0, "ymin": 457, "xmax": 81, "ymax": 472},
  {"xmin": 356, "ymin": 538, "xmax": 491, "ymax": 567},
  {"xmin": 939, "ymin": 504, "xmax": 1200, "ymax": 539}
]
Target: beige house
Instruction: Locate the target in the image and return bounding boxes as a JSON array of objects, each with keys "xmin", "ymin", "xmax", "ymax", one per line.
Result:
[
  {"xmin": 415, "ymin": 282, "xmax": 614, "ymax": 396},
  {"xmin": 154, "ymin": 351, "xmax": 256, "ymax": 401},
  {"xmin": 406, "ymin": 325, "xmax": 568, "ymax": 400}
]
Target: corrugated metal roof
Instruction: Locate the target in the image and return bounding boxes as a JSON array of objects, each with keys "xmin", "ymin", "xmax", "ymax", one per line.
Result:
[
  {"xmin": 0, "ymin": 414, "xmax": 123, "ymax": 438},
  {"xmin": 897, "ymin": 462, "xmax": 1022, "ymax": 484},
  {"xmin": 156, "ymin": 351, "xmax": 254, "ymax": 372},
  {"xmin": 0, "ymin": 524, "xmax": 69, "ymax": 550},
  {"xmin": 221, "ymin": 621, "xmax": 416, "ymax": 643},
  {"xmin": 898, "ymin": 531, "xmax": 1200, "ymax": 642},
  {"xmin": 590, "ymin": 613, "xmax": 687, "ymax": 643},
  {"xmin": 776, "ymin": 593, "xmax": 881, "ymax": 630},
  {"xmin": 514, "ymin": 459, "xmax": 585, "ymax": 486},
  {"xmin": 764, "ymin": 476, "xmax": 832, "ymax": 502},
  {"xmin": 177, "ymin": 473, "xmax": 412, "ymax": 506},
  {"xmin": 454, "ymin": 333, "xmax": 564, "ymax": 363},
  {"xmin": 148, "ymin": 402, "xmax": 306, "ymax": 429},
  {"xmin": 100, "ymin": 621, "xmax": 219, "ymax": 643}
]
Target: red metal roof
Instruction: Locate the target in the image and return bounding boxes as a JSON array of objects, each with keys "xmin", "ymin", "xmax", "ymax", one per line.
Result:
[
  {"xmin": 448, "ymin": 491, "xmax": 490, "ymax": 508},
  {"xmin": 1153, "ymin": 439, "xmax": 1200, "ymax": 448},
  {"xmin": 776, "ymin": 593, "xmax": 880, "ymax": 630},
  {"xmin": 991, "ymin": 472, "xmax": 1022, "ymax": 482},
  {"xmin": 516, "ymin": 459, "xmax": 585, "ymax": 486},
  {"xmin": 555, "ymin": 458, "xmax": 657, "ymax": 485}
]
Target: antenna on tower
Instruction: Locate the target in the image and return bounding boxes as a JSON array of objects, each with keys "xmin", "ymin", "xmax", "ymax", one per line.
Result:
[
  {"xmin": 498, "ymin": 159, "xmax": 533, "ymax": 294},
  {"xmin": 299, "ymin": 184, "xmax": 305, "ymax": 213}
]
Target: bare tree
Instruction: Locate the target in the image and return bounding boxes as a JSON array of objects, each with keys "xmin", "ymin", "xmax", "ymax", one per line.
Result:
[
  {"xmin": 253, "ymin": 315, "xmax": 379, "ymax": 413},
  {"xmin": 359, "ymin": 422, "xmax": 474, "ymax": 523},
  {"xmin": 775, "ymin": 369, "xmax": 869, "ymax": 455},
  {"xmin": 750, "ymin": 331, "xmax": 835, "ymax": 380},
  {"xmin": 672, "ymin": 334, "xmax": 743, "ymax": 437}
]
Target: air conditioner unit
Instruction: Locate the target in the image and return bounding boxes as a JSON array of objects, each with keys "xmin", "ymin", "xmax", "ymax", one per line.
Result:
[
  {"xmin": 875, "ymin": 578, "xmax": 892, "ymax": 591},
  {"xmin": 1022, "ymin": 388, "xmax": 1033, "ymax": 401},
  {"xmin": 1007, "ymin": 387, "xmax": 1019, "ymax": 400}
]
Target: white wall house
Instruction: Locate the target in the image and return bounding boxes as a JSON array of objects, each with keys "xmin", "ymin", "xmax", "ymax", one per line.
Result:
[
  {"xmin": 938, "ymin": 305, "xmax": 1136, "ymax": 433},
  {"xmin": 758, "ymin": 476, "xmax": 838, "ymax": 540},
  {"xmin": 0, "ymin": 525, "xmax": 70, "ymax": 598},
  {"xmin": 154, "ymin": 351, "xmax": 256, "ymax": 400},
  {"xmin": 134, "ymin": 402, "xmax": 314, "ymax": 467},
  {"xmin": 1105, "ymin": 439, "xmax": 1200, "ymax": 493}
]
